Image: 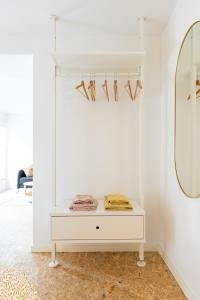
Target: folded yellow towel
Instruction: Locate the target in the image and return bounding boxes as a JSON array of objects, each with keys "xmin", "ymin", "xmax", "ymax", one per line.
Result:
[
  {"xmin": 104, "ymin": 194, "xmax": 133, "ymax": 210},
  {"xmin": 105, "ymin": 193, "xmax": 128, "ymax": 201},
  {"xmin": 105, "ymin": 194, "xmax": 130, "ymax": 204},
  {"xmin": 104, "ymin": 200, "xmax": 133, "ymax": 210}
]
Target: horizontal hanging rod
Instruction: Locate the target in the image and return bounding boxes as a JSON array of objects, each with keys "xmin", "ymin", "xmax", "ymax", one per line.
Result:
[{"xmin": 56, "ymin": 72, "xmax": 141, "ymax": 78}]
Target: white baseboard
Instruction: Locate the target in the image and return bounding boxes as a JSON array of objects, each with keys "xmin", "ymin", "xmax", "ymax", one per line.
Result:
[
  {"xmin": 31, "ymin": 242, "xmax": 158, "ymax": 253},
  {"xmin": 158, "ymin": 245, "xmax": 196, "ymax": 300}
]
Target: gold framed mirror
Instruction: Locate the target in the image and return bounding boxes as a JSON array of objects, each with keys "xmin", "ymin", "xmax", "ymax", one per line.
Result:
[{"xmin": 175, "ymin": 21, "xmax": 200, "ymax": 198}]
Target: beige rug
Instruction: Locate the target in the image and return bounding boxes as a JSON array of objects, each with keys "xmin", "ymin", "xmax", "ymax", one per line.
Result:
[{"xmin": 0, "ymin": 268, "xmax": 40, "ymax": 300}]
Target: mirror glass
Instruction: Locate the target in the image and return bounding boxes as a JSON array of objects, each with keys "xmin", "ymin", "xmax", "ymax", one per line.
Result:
[{"xmin": 175, "ymin": 21, "xmax": 200, "ymax": 197}]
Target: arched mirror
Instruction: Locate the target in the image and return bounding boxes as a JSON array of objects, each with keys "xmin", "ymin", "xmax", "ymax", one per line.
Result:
[{"xmin": 175, "ymin": 21, "xmax": 200, "ymax": 198}]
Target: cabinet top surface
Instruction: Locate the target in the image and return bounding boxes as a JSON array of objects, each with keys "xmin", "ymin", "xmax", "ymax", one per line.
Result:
[{"xmin": 50, "ymin": 200, "xmax": 145, "ymax": 217}]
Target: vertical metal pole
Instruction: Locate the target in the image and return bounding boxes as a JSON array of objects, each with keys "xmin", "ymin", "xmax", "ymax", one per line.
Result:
[
  {"xmin": 51, "ymin": 15, "xmax": 57, "ymax": 206},
  {"xmin": 138, "ymin": 17, "xmax": 145, "ymax": 208},
  {"xmin": 139, "ymin": 17, "xmax": 145, "ymax": 52},
  {"xmin": 49, "ymin": 242, "xmax": 59, "ymax": 267},
  {"xmin": 137, "ymin": 243, "xmax": 146, "ymax": 267},
  {"xmin": 139, "ymin": 66, "xmax": 144, "ymax": 208}
]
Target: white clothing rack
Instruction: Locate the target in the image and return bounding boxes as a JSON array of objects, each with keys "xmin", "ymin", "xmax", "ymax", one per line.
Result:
[
  {"xmin": 49, "ymin": 15, "xmax": 146, "ymax": 268},
  {"xmin": 51, "ymin": 14, "xmax": 145, "ymax": 207}
]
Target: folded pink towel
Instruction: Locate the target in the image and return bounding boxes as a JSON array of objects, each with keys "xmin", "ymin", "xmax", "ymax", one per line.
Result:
[
  {"xmin": 69, "ymin": 205, "xmax": 97, "ymax": 211},
  {"xmin": 73, "ymin": 194, "xmax": 94, "ymax": 204},
  {"xmin": 69, "ymin": 197, "xmax": 98, "ymax": 211}
]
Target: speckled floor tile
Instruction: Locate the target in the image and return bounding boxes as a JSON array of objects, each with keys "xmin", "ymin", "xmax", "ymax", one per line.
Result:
[{"xmin": 0, "ymin": 191, "xmax": 186, "ymax": 300}]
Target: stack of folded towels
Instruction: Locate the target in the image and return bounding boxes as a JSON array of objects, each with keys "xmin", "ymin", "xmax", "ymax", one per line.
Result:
[
  {"xmin": 69, "ymin": 194, "xmax": 98, "ymax": 211},
  {"xmin": 104, "ymin": 193, "xmax": 133, "ymax": 210}
]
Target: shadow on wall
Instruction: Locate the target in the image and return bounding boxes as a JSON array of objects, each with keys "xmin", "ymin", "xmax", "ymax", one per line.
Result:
[{"xmin": 161, "ymin": 190, "xmax": 176, "ymax": 254}]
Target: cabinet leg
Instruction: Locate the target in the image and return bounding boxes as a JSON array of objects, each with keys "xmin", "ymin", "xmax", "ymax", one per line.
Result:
[
  {"xmin": 137, "ymin": 243, "xmax": 146, "ymax": 267},
  {"xmin": 49, "ymin": 242, "xmax": 59, "ymax": 268}
]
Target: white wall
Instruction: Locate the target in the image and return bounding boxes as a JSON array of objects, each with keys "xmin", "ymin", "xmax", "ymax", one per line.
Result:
[
  {"xmin": 0, "ymin": 111, "xmax": 8, "ymax": 125},
  {"xmin": 57, "ymin": 78, "xmax": 140, "ymax": 201},
  {"xmin": 0, "ymin": 111, "xmax": 8, "ymax": 192},
  {"xmin": 0, "ymin": 31, "xmax": 161, "ymax": 249},
  {"xmin": 0, "ymin": 55, "xmax": 33, "ymax": 114},
  {"xmin": 7, "ymin": 113, "xmax": 33, "ymax": 189},
  {"xmin": 160, "ymin": 1, "xmax": 200, "ymax": 299}
]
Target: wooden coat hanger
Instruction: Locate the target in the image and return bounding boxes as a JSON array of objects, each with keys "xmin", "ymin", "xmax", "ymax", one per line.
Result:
[
  {"xmin": 133, "ymin": 79, "xmax": 142, "ymax": 100},
  {"xmin": 114, "ymin": 79, "xmax": 118, "ymax": 102},
  {"xmin": 187, "ymin": 80, "xmax": 200, "ymax": 100},
  {"xmin": 75, "ymin": 80, "xmax": 89, "ymax": 100},
  {"xmin": 124, "ymin": 79, "xmax": 134, "ymax": 101},
  {"xmin": 88, "ymin": 80, "xmax": 96, "ymax": 101},
  {"xmin": 196, "ymin": 80, "xmax": 200, "ymax": 97},
  {"xmin": 196, "ymin": 89, "xmax": 200, "ymax": 96},
  {"xmin": 102, "ymin": 79, "xmax": 110, "ymax": 101},
  {"xmin": 93, "ymin": 80, "xmax": 96, "ymax": 100}
]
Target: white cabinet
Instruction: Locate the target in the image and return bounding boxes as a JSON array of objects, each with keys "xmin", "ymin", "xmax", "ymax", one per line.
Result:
[
  {"xmin": 49, "ymin": 200, "xmax": 146, "ymax": 268},
  {"xmin": 51, "ymin": 215, "xmax": 144, "ymax": 240}
]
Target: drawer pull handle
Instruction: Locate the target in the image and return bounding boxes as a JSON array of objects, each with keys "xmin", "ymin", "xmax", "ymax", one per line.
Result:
[{"xmin": 96, "ymin": 226, "xmax": 99, "ymax": 230}]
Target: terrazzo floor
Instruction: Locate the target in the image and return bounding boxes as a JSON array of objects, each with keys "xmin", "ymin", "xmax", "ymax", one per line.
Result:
[{"xmin": 0, "ymin": 190, "xmax": 187, "ymax": 300}]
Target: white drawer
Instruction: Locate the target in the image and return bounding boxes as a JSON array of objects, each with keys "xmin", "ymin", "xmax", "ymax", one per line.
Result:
[{"xmin": 51, "ymin": 216, "xmax": 144, "ymax": 240}]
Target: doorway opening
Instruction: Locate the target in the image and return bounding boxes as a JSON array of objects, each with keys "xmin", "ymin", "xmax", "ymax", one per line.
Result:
[{"xmin": 0, "ymin": 55, "xmax": 33, "ymax": 258}]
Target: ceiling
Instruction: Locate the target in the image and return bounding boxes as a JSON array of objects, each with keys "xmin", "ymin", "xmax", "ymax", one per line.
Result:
[
  {"xmin": 0, "ymin": 0, "xmax": 177, "ymax": 36},
  {"xmin": 0, "ymin": 55, "xmax": 33, "ymax": 115}
]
